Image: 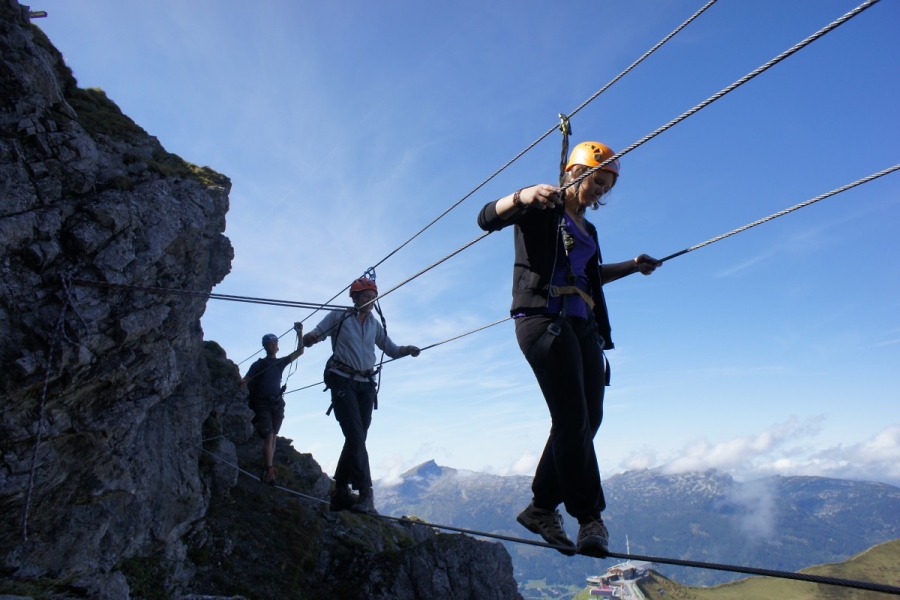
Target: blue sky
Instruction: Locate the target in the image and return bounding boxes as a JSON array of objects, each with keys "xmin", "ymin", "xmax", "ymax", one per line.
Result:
[{"xmin": 35, "ymin": 0, "xmax": 900, "ymax": 487}]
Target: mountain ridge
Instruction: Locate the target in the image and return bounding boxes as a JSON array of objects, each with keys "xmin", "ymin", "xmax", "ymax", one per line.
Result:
[{"xmin": 376, "ymin": 460, "xmax": 900, "ymax": 589}]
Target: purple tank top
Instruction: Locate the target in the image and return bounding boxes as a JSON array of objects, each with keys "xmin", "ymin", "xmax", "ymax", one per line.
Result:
[{"xmin": 545, "ymin": 213, "xmax": 596, "ymax": 320}]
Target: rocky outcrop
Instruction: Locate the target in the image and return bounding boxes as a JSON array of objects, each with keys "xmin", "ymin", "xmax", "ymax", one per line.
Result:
[
  {"xmin": 1, "ymin": 0, "xmax": 233, "ymax": 584},
  {"xmin": 0, "ymin": 3, "xmax": 521, "ymax": 598},
  {"xmin": 190, "ymin": 360, "xmax": 520, "ymax": 598}
]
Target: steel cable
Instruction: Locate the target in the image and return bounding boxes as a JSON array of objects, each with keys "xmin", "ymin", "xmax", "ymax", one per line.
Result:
[
  {"xmin": 362, "ymin": 0, "xmax": 721, "ymax": 277},
  {"xmin": 658, "ymin": 164, "xmax": 900, "ymax": 263},
  {"xmin": 348, "ymin": 0, "xmax": 883, "ymax": 307},
  {"xmin": 563, "ymin": 0, "xmax": 882, "ymax": 192},
  {"xmin": 200, "ymin": 447, "xmax": 900, "ymax": 596},
  {"xmin": 274, "ymin": 0, "xmax": 720, "ymax": 355},
  {"xmin": 211, "ymin": 0, "xmax": 872, "ymax": 366},
  {"xmin": 69, "ymin": 279, "xmax": 352, "ymax": 311},
  {"xmin": 283, "ymin": 315, "xmax": 511, "ymax": 396}
]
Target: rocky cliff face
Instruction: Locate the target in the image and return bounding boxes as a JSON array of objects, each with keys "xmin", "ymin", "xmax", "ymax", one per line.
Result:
[
  {"xmin": 0, "ymin": 3, "xmax": 521, "ymax": 598},
  {"xmin": 1, "ymin": 0, "xmax": 234, "ymax": 587}
]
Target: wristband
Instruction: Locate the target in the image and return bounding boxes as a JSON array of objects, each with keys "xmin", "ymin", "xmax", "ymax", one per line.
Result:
[{"xmin": 512, "ymin": 189, "xmax": 524, "ymax": 207}]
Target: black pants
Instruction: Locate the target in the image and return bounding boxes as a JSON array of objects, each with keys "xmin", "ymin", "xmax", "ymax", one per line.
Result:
[
  {"xmin": 328, "ymin": 373, "xmax": 377, "ymax": 490},
  {"xmin": 515, "ymin": 315, "xmax": 606, "ymax": 522}
]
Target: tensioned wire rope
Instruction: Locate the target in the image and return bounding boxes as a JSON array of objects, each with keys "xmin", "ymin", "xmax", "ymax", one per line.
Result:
[
  {"xmin": 285, "ymin": 163, "xmax": 899, "ymax": 394},
  {"xmin": 560, "ymin": 0, "xmax": 883, "ymax": 194},
  {"xmin": 657, "ymin": 163, "xmax": 900, "ymax": 264},
  {"xmin": 233, "ymin": 0, "xmax": 881, "ymax": 372},
  {"xmin": 299, "ymin": 0, "xmax": 887, "ymax": 311},
  {"xmin": 68, "ymin": 166, "xmax": 900, "ymax": 432},
  {"xmin": 236, "ymin": 0, "xmax": 884, "ymax": 391},
  {"xmin": 66, "ymin": 278, "xmax": 345, "ymax": 386},
  {"xmin": 195, "ymin": 5, "xmax": 892, "ymax": 588},
  {"xmin": 68, "ymin": 279, "xmax": 353, "ymax": 311},
  {"xmin": 233, "ymin": 0, "xmax": 720, "ymax": 367},
  {"xmin": 360, "ymin": 0, "xmax": 721, "ymax": 275},
  {"xmin": 198, "ymin": 446, "xmax": 900, "ymax": 596},
  {"xmin": 83, "ymin": 0, "xmax": 883, "ymax": 376},
  {"xmin": 283, "ymin": 315, "xmax": 513, "ymax": 395},
  {"xmin": 285, "ymin": 0, "xmax": 880, "ymax": 341},
  {"xmin": 337, "ymin": 0, "xmax": 885, "ymax": 309}
]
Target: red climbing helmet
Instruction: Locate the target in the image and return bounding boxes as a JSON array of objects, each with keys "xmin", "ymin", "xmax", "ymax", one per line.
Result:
[
  {"xmin": 565, "ymin": 141, "xmax": 620, "ymax": 176},
  {"xmin": 349, "ymin": 277, "xmax": 377, "ymax": 297}
]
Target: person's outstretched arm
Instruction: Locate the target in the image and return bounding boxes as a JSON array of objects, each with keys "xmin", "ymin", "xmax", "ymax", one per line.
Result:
[
  {"xmin": 601, "ymin": 254, "xmax": 662, "ymax": 285},
  {"xmin": 287, "ymin": 322, "xmax": 304, "ymax": 361}
]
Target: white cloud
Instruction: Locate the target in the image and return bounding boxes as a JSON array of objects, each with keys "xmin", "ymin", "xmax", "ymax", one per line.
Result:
[
  {"xmin": 724, "ymin": 478, "xmax": 776, "ymax": 539},
  {"xmin": 495, "ymin": 451, "xmax": 539, "ymax": 477},
  {"xmin": 625, "ymin": 418, "xmax": 900, "ymax": 486},
  {"xmin": 620, "ymin": 447, "xmax": 660, "ymax": 472},
  {"xmin": 376, "ymin": 454, "xmax": 413, "ymax": 487}
]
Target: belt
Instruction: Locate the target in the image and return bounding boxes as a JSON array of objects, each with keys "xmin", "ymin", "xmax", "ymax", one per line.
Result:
[
  {"xmin": 549, "ymin": 285, "xmax": 595, "ymax": 311},
  {"xmin": 328, "ymin": 357, "xmax": 375, "ymax": 377}
]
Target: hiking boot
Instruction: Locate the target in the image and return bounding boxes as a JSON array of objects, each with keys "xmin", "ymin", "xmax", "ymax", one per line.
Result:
[
  {"xmin": 261, "ymin": 465, "xmax": 276, "ymax": 486},
  {"xmin": 516, "ymin": 502, "xmax": 575, "ymax": 556},
  {"xmin": 330, "ymin": 485, "xmax": 354, "ymax": 512},
  {"xmin": 351, "ymin": 487, "xmax": 378, "ymax": 515},
  {"xmin": 576, "ymin": 517, "xmax": 609, "ymax": 557}
]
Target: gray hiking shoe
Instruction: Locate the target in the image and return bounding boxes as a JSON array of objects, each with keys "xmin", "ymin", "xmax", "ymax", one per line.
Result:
[
  {"xmin": 576, "ymin": 517, "xmax": 609, "ymax": 557},
  {"xmin": 351, "ymin": 487, "xmax": 378, "ymax": 515},
  {"xmin": 330, "ymin": 485, "xmax": 354, "ymax": 512},
  {"xmin": 516, "ymin": 502, "xmax": 575, "ymax": 556}
]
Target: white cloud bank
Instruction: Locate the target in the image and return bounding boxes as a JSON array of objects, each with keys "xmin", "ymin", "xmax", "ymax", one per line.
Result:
[{"xmin": 621, "ymin": 419, "xmax": 900, "ymax": 486}]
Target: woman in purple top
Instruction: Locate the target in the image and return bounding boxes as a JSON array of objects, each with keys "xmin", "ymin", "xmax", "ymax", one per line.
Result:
[{"xmin": 477, "ymin": 141, "xmax": 661, "ymax": 557}]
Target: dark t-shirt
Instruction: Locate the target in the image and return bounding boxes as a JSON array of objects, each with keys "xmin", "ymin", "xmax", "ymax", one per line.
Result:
[{"xmin": 245, "ymin": 356, "xmax": 291, "ymax": 400}]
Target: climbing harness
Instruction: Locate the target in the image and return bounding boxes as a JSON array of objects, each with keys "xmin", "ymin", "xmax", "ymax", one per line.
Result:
[
  {"xmin": 526, "ymin": 124, "xmax": 612, "ymax": 368},
  {"xmin": 284, "ymin": 316, "xmax": 513, "ymax": 397},
  {"xmin": 320, "ymin": 268, "xmax": 388, "ymax": 414}
]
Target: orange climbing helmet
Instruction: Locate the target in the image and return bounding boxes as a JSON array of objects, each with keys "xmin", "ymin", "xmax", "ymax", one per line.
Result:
[
  {"xmin": 349, "ymin": 277, "xmax": 377, "ymax": 297},
  {"xmin": 565, "ymin": 141, "xmax": 620, "ymax": 176}
]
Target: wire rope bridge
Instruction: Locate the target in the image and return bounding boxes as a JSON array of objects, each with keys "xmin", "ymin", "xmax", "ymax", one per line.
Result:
[
  {"xmin": 55, "ymin": 0, "xmax": 899, "ymax": 596},
  {"xmin": 200, "ymin": 446, "xmax": 900, "ymax": 597}
]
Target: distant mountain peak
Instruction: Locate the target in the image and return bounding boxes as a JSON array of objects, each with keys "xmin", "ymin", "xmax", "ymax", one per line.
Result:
[{"xmin": 401, "ymin": 459, "xmax": 453, "ymax": 481}]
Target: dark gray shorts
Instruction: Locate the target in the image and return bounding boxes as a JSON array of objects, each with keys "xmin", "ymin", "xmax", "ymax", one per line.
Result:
[{"xmin": 252, "ymin": 397, "xmax": 285, "ymax": 439}]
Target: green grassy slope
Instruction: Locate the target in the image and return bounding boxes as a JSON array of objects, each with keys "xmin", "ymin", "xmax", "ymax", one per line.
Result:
[{"xmin": 629, "ymin": 538, "xmax": 900, "ymax": 600}]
